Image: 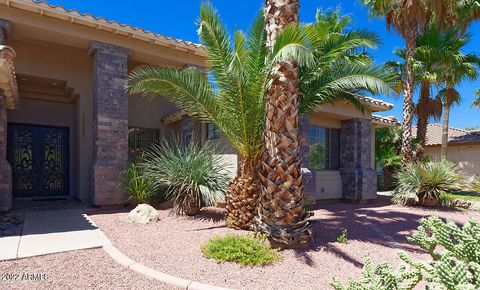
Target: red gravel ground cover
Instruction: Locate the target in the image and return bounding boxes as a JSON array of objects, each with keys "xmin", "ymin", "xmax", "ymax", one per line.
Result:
[
  {"xmin": 88, "ymin": 202, "xmax": 480, "ymax": 290},
  {"xmin": 0, "ymin": 248, "xmax": 174, "ymax": 290}
]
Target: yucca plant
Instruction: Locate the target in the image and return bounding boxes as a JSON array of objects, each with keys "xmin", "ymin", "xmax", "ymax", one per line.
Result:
[
  {"xmin": 472, "ymin": 176, "xmax": 480, "ymax": 193},
  {"xmin": 121, "ymin": 163, "xmax": 156, "ymax": 206},
  {"xmin": 127, "ymin": 3, "xmax": 393, "ymax": 230},
  {"xmin": 140, "ymin": 137, "xmax": 229, "ymax": 216},
  {"xmin": 393, "ymin": 161, "xmax": 464, "ymax": 206}
]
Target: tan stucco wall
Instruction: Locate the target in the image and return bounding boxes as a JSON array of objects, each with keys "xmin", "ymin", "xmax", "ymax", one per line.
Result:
[
  {"xmin": 8, "ymin": 39, "xmax": 93, "ymax": 199},
  {"xmin": 425, "ymin": 145, "xmax": 480, "ymax": 178}
]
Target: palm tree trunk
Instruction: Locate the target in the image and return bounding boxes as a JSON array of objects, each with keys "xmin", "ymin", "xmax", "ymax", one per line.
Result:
[
  {"xmin": 225, "ymin": 157, "xmax": 262, "ymax": 230},
  {"xmin": 441, "ymin": 102, "xmax": 451, "ymax": 160},
  {"xmin": 416, "ymin": 80, "xmax": 430, "ymax": 160},
  {"xmin": 257, "ymin": 0, "xmax": 311, "ymax": 247},
  {"xmin": 401, "ymin": 31, "xmax": 417, "ymax": 164}
]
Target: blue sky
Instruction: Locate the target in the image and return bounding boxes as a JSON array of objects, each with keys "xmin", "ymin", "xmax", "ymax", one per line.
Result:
[{"xmin": 47, "ymin": 0, "xmax": 480, "ymax": 129}]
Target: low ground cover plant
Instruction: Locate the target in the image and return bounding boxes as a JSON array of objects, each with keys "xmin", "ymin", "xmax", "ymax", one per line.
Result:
[
  {"xmin": 331, "ymin": 216, "xmax": 480, "ymax": 290},
  {"xmin": 201, "ymin": 234, "xmax": 282, "ymax": 266},
  {"xmin": 141, "ymin": 137, "xmax": 229, "ymax": 215},
  {"xmin": 336, "ymin": 229, "xmax": 349, "ymax": 244},
  {"xmin": 393, "ymin": 161, "xmax": 464, "ymax": 207}
]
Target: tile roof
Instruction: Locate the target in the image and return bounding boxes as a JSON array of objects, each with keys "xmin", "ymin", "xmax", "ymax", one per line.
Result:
[
  {"xmin": 0, "ymin": 45, "xmax": 19, "ymax": 109},
  {"xmin": 413, "ymin": 124, "xmax": 480, "ymax": 146},
  {"xmin": 0, "ymin": 0, "xmax": 205, "ymax": 55},
  {"xmin": 355, "ymin": 95, "xmax": 394, "ymax": 112},
  {"xmin": 372, "ymin": 115, "xmax": 400, "ymax": 127}
]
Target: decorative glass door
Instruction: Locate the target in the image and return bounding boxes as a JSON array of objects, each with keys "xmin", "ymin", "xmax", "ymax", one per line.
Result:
[{"xmin": 7, "ymin": 124, "xmax": 69, "ymax": 197}]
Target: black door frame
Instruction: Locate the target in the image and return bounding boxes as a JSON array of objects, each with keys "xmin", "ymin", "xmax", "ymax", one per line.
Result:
[{"xmin": 7, "ymin": 122, "xmax": 70, "ymax": 198}]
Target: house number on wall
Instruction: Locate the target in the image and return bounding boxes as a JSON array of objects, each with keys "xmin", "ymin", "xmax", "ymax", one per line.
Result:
[{"xmin": 82, "ymin": 112, "xmax": 86, "ymax": 137}]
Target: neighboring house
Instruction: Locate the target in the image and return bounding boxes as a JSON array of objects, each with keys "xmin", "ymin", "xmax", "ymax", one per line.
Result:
[
  {"xmin": 0, "ymin": 0, "xmax": 396, "ymax": 212},
  {"xmin": 413, "ymin": 124, "xmax": 480, "ymax": 178}
]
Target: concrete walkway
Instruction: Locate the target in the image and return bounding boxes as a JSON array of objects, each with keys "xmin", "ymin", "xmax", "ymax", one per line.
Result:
[{"xmin": 0, "ymin": 208, "xmax": 111, "ymax": 260}]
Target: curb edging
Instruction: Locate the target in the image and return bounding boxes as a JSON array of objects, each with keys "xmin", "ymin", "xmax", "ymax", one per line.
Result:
[{"xmin": 103, "ymin": 244, "xmax": 232, "ymax": 290}]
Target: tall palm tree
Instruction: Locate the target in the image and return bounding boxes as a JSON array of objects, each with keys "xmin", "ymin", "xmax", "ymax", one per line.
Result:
[
  {"xmin": 473, "ymin": 89, "xmax": 480, "ymax": 108},
  {"xmin": 127, "ymin": 3, "xmax": 392, "ymax": 231},
  {"xmin": 363, "ymin": 0, "xmax": 460, "ymax": 164},
  {"xmin": 435, "ymin": 31, "xmax": 480, "ymax": 159},
  {"xmin": 257, "ymin": 0, "xmax": 310, "ymax": 247},
  {"xmin": 128, "ymin": 3, "xmax": 311, "ymax": 230},
  {"xmin": 258, "ymin": 2, "xmax": 393, "ymax": 246}
]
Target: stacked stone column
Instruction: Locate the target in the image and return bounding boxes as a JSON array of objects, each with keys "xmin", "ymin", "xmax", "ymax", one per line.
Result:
[
  {"xmin": 89, "ymin": 41, "xmax": 129, "ymax": 205},
  {"xmin": 339, "ymin": 118, "xmax": 376, "ymax": 201},
  {"xmin": 0, "ymin": 19, "xmax": 12, "ymax": 212}
]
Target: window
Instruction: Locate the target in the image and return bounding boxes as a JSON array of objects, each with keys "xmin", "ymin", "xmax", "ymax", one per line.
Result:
[
  {"xmin": 206, "ymin": 123, "xmax": 221, "ymax": 140},
  {"xmin": 128, "ymin": 127, "xmax": 160, "ymax": 163},
  {"xmin": 309, "ymin": 126, "xmax": 340, "ymax": 170}
]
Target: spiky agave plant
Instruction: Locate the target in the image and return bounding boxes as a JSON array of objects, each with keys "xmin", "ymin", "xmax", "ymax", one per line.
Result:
[
  {"xmin": 393, "ymin": 160, "xmax": 464, "ymax": 206},
  {"xmin": 140, "ymin": 136, "xmax": 229, "ymax": 216}
]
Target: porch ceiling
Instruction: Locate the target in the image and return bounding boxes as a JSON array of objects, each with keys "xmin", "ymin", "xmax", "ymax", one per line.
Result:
[{"xmin": 0, "ymin": 45, "xmax": 19, "ymax": 109}]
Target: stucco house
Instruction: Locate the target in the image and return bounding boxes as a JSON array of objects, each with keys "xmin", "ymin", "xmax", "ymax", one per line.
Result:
[
  {"xmin": 413, "ymin": 124, "xmax": 480, "ymax": 178},
  {"xmin": 0, "ymin": 0, "xmax": 396, "ymax": 212}
]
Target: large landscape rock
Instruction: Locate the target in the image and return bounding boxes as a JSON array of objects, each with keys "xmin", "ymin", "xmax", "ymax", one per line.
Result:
[{"xmin": 127, "ymin": 204, "xmax": 159, "ymax": 224}]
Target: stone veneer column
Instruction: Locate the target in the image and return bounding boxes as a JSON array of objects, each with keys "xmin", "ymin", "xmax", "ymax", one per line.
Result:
[
  {"xmin": 299, "ymin": 114, "xmax": 316, "ymax": 204},
  {"xmin": 339, "ymin": 118, "xmax": 376, "ymax": 201},
  {"xmin": 89, "ymin": 41, "xmax": 129, "ymax": 205},
  {"xmin": 0, "ymin": 19, "xmax": 12, "ymax": 212}
]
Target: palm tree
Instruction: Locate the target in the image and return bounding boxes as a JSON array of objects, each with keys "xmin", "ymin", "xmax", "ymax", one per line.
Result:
[
  {"xmin": 258, "ymin": 2, "xmax": 394, "ymax": 247},
  {"xmin": 257, "ymin": 0, "xmax": 310, "ymax": 246},
  {"xmin": 127, "ymin": 3, "xmax": 392, "ymax": 231},
  {"xmin": 435, "ymin": 31, "xmax": 480, "ymax": 159},
  {"xmin": 473, "ymin": 89, "xmax": 480, "ymax": 108},
  {"xmin": 363, "ymin": 0, "xmax": 460, "ymax": 164}
]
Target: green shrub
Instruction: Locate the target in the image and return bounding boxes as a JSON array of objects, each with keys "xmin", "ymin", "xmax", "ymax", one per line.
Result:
[
  {"xmin": 141, "ymin": 137, "xmax": 229, "ymax": 215},
  {"xmin": 122, "ymin": 163, "xmax": 157, "ymax": 205},
  {"xmin": 336, "ymin": 229, "xmax": 348, "ymax": 244},
  {"xmin": 393, "ymin": 161, "xmax": 464, "ymax": 207},
  {"xmin": 331, "ymin": 217, "xmax": 480, "ymax": 290},
  {"xmin": 473, "ymin": 176, "xmax": 480, "ymax": 193},
  {"xmin": 201, "ymin": 234, "xmax": 282, "ymax": 266}
]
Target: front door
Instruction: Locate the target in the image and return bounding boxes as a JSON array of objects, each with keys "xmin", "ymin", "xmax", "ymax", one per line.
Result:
[{"xmin": 7, "ymin": 123, "xmax": 69, "ymax": 198}]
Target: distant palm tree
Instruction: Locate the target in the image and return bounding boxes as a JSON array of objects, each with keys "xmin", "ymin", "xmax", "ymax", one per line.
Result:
[
  {"xmin": 473, "ymin": 89, "xmax": 480, "ymax": 108},
  {"xmin": 363, "ymin": 0, "xmax": 466, "ymax": 164},
  {"xmin": 435, "ymin": 30, "xmax": 480, "ymax": 159},
  {"xmin": 127, "ymin": 3, "xmax": 392, "ymax": 232}
]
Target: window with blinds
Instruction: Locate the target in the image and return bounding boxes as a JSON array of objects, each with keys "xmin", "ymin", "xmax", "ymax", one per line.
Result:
[
  {"xmin": 128, "ymin": 127, "xmax": 160, "ymax": 163},
  {"xmin": 309, "ymin": 126, "xmax": 340, "ymax": 170}
]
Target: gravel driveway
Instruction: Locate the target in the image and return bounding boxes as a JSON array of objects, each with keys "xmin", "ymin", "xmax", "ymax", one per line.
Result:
[
  {"xmin": 0, "ymin": 248, "xmax": 174, "ymax": 290},
  {"xmin": 88, "ymin": 202, "xmax": 479, "ymax": 290}
]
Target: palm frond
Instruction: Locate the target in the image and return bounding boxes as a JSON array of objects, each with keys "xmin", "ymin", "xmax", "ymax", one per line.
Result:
[{"xmin": 126, "ymin": 65, "xmax": 217, "ymax": 122}]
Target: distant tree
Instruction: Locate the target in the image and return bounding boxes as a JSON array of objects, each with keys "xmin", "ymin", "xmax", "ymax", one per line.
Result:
[
  {"xmin": 473, "ymin": 88, "xmax": 480, "ymax": 108},
  {"xmin": 375, "ymin": 127, "xmax": 402, "ymax": 190}
]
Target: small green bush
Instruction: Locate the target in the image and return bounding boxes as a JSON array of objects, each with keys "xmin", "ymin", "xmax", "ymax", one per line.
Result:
[
  {"xmin": 122, "ymin": 163, "xmax": 157, "ymax": 205},
  {"xmin": 336, "ymin": 229, "xmax": 348, "ymax": 243},
  {"xmin": 393, "ymin": 161, "xmax": 464, "ymax": 207},
  {"xmin": 201, "ymin": 234, "xmax": 282, "ymax": 266}
]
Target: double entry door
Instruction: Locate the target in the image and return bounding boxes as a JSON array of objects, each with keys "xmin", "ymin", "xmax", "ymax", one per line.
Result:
[{"xmin": 7, "ymin": 123, "xmax": 69, "ymax": 198}]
